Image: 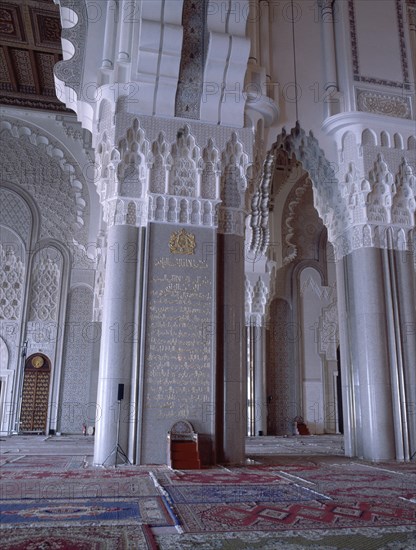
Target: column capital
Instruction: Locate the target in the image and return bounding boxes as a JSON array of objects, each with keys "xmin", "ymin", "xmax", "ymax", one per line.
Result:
[
  {"xmin": 245, "ymin": 263, "xmax": 275, "ymax": 326},
  {"xmin": 329, "ymin": 157, "xmax": 415, "ymax": 261},
  {"xmin": 94, "ymin": 116, "xmax": 254, "ymax": 234}
]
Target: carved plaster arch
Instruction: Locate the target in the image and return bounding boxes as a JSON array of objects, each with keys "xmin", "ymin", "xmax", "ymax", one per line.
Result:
[
  {"xmin": 361, "ymin": 128, "xmax": 377, "ymax": 147},
  {"xmin": 0, "ymin": 181, "xmax": 40, "ymax": 251},
  {"xmin": 28, "ymin": 239, "xmax": 71, "ymax": 316},
  {"xmin": 281, "ymin": 175, "xmax": 313, "ymax": 265},
  {"xmin": 250, "ymin": 122, "xmax": 339, "ymax": 255},
  {"xmin": 0, "ymin": 119, "xmax": 89, "ymax": 232},
  {"xmin": 295, "ymin": 260, "xmax": 329, "ymax": 299},
  {"xmin": 149, "ymin": 132, "xmax": 170, "ymax": 194},
  {"xmin": 0, "ymin": 337, "xmax": 9, "ymax": 372}
]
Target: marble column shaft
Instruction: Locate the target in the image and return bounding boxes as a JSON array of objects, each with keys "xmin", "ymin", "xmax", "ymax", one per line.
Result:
[
  {"xmin": 253, "ymin": 325, "xmax": 268, "ymax": 435},
  {"xmin": 216, "ymin": 234, "xmax": 246, "ymax": 463},
  {"xmin": 336, "ymin": 246, "xmax": 416, "ymax": 461},
  {"xmin": 93, "ymin": 224, "xmax": 139, "ymax": 465},
  {"xmin": 386, "ymin": 248, "xmax": 416, "ymax": 460}
]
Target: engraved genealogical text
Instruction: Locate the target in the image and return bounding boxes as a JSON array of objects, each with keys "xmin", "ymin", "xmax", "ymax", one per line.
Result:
[{"xmin": 144, "ymin": 255, "xmax": 213, "ymax": 420}]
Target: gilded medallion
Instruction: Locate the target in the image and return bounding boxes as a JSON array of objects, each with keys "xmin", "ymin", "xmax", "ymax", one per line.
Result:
[
  {"xmin": 31, "ymin": 356, "xmax": 44, "ymax": 369},
  {"xmin": 169, "ymin": 229, "xmax": 196, "ymax": 255}
]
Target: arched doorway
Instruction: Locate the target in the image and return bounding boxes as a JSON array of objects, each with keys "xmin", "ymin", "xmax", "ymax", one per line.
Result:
[
  {"xmin": 19, "ymin": 354, "xmax": 51, "ymax": 434},
  {"xmin": 247, "ymin": 122, "xmax": 342, "ymax": 440}
]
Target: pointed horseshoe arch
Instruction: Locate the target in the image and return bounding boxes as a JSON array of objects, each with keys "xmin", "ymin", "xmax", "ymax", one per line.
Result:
[{"xmin": 249, "ymin": 122, "xmax": 339, "ymax": 255}]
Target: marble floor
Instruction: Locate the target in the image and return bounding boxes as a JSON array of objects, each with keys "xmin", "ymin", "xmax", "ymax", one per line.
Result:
[{"xmin": 0, "ymin": 433, "xmax": 344, "ymax": 460}]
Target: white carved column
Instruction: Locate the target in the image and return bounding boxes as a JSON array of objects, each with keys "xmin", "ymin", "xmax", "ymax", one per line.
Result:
[
  {"xmin": 259, "ymin": 0, "xmax": 271, "ymax": 82},
  {"xmin": 217, "ymin": 232, "xmax": 246, "ymax": 462},
  {"xmin": 93, "ymin": 117, "xmax": 149, "ymax": 466},
  {"xmin": 53, "ymin": 0, "xmax": 270, "ymax": 466},
  {"xmin": 336, "ymin": 249, "xmax": 395, "ymax": 460},
  {"xmin": 246, "ymin": 319, "xmax": 268, "ymax": 437},
  {"xmin": 392, "ymin": 242, "xmax": 416, "ymax": 460},
  {"xmin": 319, "ymin": 0, "xmax": 338, "ymax": 91},
  {"xmin": 253, "ymin": 322, "xmax": 268, "ymax": 436},
  {"xmin": 249, "ymin": 122, "xmax": 416, "ymax": 461},
  {"xmin": 93, "ymin": 223, "xmax": 140, "ymax": 465},
  {"xmin": 101, "ymin": 1, "xmax": 117, "ymax": 69},
  {"xmin": 245, "ymin": 265, "xmax": 272, "ymax": 437},
  {"xmin": 216, "ymin": 133, "xmax": 249, "ymax": 463},
  {"xmin": 332, "ymin": 157, "xmax": 416, "ymax": 461},
  {"xmin": 336, "ymin": 241, "xmax": 415, "ymax": 461},
  {"xmin": 117, "ymin": 0, "xmax": 134, "ymax": 62},
  {"xmin": 247, "ymin": 0, "xmax": 260, "ymax": 65},
  {"xmin": 318, "ymin": 0, "xmax": 340, "ymax": 116}
]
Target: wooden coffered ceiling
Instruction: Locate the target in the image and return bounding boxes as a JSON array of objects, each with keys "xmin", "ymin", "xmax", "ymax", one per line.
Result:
[{"xmin": 0, "ymin": 0, "xmax": 69, "ymax": 112}]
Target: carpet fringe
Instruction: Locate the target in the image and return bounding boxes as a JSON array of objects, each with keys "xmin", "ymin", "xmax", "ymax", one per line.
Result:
[{"xmin": 149, "ymin": 472, "xmax": 183, "ymax": 533}]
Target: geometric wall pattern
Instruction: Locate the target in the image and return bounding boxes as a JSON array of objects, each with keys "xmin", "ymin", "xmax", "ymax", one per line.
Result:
[
  {"xmin": 0, "ymin": 243, "xmax": 25, "ymax": 321},
  {"xmin": 59, "ymin": 286, "xmax": 95, "ymax": 433},
  {"xmin": 29, "ymin": 249, "xmax": 62, "ymax": 322}
]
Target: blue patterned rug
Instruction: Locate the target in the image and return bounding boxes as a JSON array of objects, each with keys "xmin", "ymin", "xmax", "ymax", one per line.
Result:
[
  {"xmin": 0, "ymin": 496, "xmax": 174, "ymax": 526},
  {"xmin": 165, "ymin": 483, "xmax": 324, "ymax": 504},
  {"xmin": 0, "ymin": 499, "xmax": 140, "ymax": 524}
]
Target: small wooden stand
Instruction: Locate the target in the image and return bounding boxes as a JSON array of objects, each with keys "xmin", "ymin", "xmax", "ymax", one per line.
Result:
[{"xmin": 167, "ymin": 420, "xmax": 212, "ymax": 469}]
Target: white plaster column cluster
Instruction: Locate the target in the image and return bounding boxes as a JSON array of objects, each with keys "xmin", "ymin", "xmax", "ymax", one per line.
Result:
[
  {"xmin": 53, "ymin": 7, "xmax": 264, "ymax": 472},
  {"xmin": 332, "ymin": 144, "xmax": 415, "ymax": 461},
  {"xmin": 244, "ymin": 1, "xmax": 279, "ymax": 128},
  {"xmin": 93, "ymin": 223, "xmax": 140, "ymax": 465},
  {"xmin": 324, "ymin": 123, "xmax": 416, "ymax": 461},
  {"xmin": 249, "ymin": 120, "xmax": 415, "ymax": 461},
  {"xmin": 93, "ymin": 112, "xmax": 147, "ymax": 465},
  {"xmin": 327, "ymin": 154, "xmax": 415, "ymax": 261},
  {"xmin": 245, "ymin": 256, "xmax": 275, "ymax": 437},
  {"xmin": 317, "ymin": 0, "xmax": 342, "ymax": 116},
  {"xmin": 215, "ymin": 132, "xmax": 250, "ymax": 463},
  {"xmin": 92, "ymin": 102, "xmax": 259, "ymax": 464}
]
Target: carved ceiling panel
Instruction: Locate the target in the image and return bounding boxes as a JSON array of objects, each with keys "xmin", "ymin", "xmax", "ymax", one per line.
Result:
[{"xmin": 0, "ymin": 0, "xmax": 68, "ymax": 111}]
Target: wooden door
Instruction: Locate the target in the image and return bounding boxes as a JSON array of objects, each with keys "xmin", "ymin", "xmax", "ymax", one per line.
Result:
[{"xmin": 20, "ymin": 354, "xmax": 51, "ymax": 433}]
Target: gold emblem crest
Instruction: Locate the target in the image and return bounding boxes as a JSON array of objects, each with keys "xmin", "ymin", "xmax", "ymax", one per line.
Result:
[
  {"xmin": 169, "ymin": 229, "xmax": 196, "ymax": 255},
  {"xmin": 32, "ymin": 356, "xmax": 44, "ymax": 369}
]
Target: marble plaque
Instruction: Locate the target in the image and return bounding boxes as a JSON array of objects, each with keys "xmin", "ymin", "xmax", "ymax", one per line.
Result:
[{"xmin": 140, "ymin": 223, "xmax": 216, "ymax": 463}]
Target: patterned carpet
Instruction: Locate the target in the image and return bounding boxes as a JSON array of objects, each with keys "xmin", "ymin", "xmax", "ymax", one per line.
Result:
[
  {"xmin": 0, "ymin": 454, "xmax": 85, "ymax": 471},
  {"xmin": 0, "ymin": 445, "xmax": 173, "ymax": 548},
  {"xmin": 0, "ymin": 468, "xmax": 159, "ymax": 499},
  {"xmin": 170, "ymin": 499, "xmax": 416, "ymax": 532},
  {"xmin": 0, "ymin": 496, "xmax": 173, "ymax": 526},
  {"xmin": 154, "ymin": 457, "xmax": 416, "ymax": 548},
  {"xmin": 1, "ymin": 524, "xmax": 150, "ymax": 549},
  {"xmin": 1, "ymin": 436, "xmax": 415, "ymax": 549},
  {"xmin": 164, "ymin": 483, "xmax": 322, "ymax": 504},
  {"xmin": 153, "ymin": 528, "xmax": 416, "ymax": 549}
]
